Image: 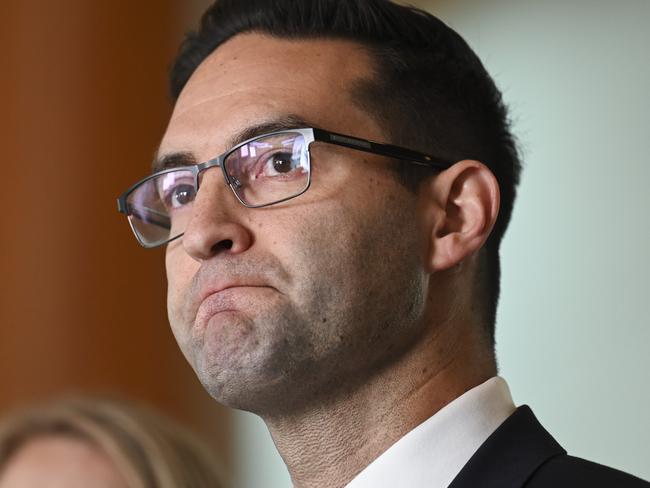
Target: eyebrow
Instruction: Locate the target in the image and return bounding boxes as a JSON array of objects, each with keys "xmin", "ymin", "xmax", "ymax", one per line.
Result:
[
  {"xmin": 152, "ymin": 114, "xmax": 315, "ymax": 174},
  {"xmin": 152, "ymin": 152, "xmax": 197, "ymax": 173}
]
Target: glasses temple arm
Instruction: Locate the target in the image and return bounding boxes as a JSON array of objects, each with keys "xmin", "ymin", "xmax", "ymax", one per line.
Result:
[{"xmin": 312, "ymin": 128, "xmax": 453, "ymax": 170}]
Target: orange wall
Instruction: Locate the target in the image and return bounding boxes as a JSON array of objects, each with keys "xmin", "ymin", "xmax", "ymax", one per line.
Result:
[{"xmin": 0, "ymin": 0, "xmax": 230, "ymax": 465}]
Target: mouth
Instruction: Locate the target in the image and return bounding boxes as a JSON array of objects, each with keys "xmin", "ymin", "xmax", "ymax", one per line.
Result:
[
  {"xmin": 194, "ymin": 285, "xmax": 272, "ymax": 331},
  {"xmin": 202, "ymin": 284, "xmax": 271, "ymax": 302}
]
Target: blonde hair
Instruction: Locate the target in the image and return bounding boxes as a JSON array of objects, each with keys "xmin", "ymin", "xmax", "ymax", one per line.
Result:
[{"xmin": 0, "ymin": 397, "xmax": 226, "ymax": 488}]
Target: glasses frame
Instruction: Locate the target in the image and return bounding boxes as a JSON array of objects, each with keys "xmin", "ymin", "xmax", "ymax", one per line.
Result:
[{"xmin": 117, "ymin": 127, "xmax": 454, "ymax": 248}]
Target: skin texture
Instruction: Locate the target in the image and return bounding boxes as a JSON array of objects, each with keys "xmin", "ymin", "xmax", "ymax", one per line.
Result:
[
  {"xmin": 0, "ymin": 436, "xmax": 129, "ymax": 488},
  {"xmin": 161, "ymin": 33, "xmax": 500, "ymax": 488}
]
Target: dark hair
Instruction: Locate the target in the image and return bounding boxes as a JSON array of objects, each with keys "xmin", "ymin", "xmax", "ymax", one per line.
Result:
[{"xmin": 169, "ymin": 0, "xmax": 521, "ymax": 348}]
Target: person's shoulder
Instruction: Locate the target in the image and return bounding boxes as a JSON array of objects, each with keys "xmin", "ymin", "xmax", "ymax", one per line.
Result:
[{"xmin": 527, "ymin": 454, "xmax": 650, "ymax": 487}]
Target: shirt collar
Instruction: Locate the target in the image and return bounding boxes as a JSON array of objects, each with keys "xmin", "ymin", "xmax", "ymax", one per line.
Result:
[{"xmin": 345, "ymin": 376, "xmax": 516, "ymax": 488}]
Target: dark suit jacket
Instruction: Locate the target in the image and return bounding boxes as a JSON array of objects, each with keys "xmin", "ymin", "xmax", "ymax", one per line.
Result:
[{"xmin": 448, "ymin": 405, "xmax": 649, "ymax": 487}]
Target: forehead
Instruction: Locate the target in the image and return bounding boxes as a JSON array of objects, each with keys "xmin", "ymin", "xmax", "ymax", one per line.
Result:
[{"xmin": 159, "ymin": 33, "xmax": 381, "ymax": 159}]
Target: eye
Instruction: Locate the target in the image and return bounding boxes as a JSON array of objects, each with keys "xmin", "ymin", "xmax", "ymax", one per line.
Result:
[
  {"xmin": 168, "ymin": 184, "xmax": 196, "ymax": 209},
  {"xmin": 261, "ymin": 152, "xmax": 299, "ymax": 176}
]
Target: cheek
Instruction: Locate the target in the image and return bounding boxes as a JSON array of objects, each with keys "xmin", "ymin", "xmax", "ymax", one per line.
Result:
[
  {"xmin": 275, "ymin": 202, "xmax": 377, "ymax": 296},
  {"xmin": 165, "ymin": 248, "xmax": 198, "ymax": 313}
]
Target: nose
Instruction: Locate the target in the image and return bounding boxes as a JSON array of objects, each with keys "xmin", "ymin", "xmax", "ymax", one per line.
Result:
[{"xmin": 181, "ymin": 170, "xmax": 253, "ymax": 261}]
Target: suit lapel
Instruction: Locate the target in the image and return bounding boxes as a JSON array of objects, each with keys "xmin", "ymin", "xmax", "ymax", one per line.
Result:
[{"xmin": 447, "ymin": 406, "xmax": 565, "ymax": 488}]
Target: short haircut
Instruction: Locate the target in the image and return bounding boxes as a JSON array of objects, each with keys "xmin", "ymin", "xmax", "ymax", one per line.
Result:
[{"xmin": 169, "ymin": 0, "xmax": 522, "ymax": 348}]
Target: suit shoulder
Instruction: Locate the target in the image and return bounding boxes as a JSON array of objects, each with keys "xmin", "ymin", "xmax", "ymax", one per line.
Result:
[{"xmin": 526, "ymin": 454, "xmax": 650, "ymax": 487}]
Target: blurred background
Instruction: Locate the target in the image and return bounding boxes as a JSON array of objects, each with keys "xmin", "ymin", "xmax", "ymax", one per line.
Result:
[
  {"xmin": 1, "ymin": 0, "xmax": 648, "ymax": 487},
  {"xmin": 0, "ymin": 0, "xmax": 232, "ymax": 476}
]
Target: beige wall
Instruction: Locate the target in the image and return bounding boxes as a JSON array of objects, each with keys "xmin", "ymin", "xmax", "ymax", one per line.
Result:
[{"xmin": 411, "ymin": 0, "xmax": 650, "ymax": 480}]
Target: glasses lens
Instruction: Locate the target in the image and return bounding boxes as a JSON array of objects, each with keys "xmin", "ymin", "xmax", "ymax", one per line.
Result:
[
  {"xmin": 125, "ymin": 169, "xmax": 196, "ymax": 246},
  {"xmin": 224, "ymin": 132, "xmax": 310, "ymax": 206}
]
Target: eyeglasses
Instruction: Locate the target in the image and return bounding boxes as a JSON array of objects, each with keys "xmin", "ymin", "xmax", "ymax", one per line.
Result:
[{"xmin": 117, "ymin": 127, "xmax": 453, "ymax": 248}]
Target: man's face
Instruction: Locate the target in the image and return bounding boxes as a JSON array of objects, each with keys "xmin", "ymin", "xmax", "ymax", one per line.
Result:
[{"xmin": 161, "ymin": 34, "xmax": 431, "ymax": 415}]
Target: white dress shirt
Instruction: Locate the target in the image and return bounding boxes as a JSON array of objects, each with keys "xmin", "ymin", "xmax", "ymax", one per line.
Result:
[{"xmin": 345, "ymin": 377, "xmax": 516, "ymax": 488}]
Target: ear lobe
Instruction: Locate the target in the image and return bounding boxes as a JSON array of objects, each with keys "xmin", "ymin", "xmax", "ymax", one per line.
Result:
[{"xmin": 426, "ymin": 160, "xmax": 500, "ymax": 272}]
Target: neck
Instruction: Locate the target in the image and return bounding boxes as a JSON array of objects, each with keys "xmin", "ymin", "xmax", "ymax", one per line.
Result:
[{"xmin": 262, "ymin": 322, "xmax": 496, "ymax": 488}]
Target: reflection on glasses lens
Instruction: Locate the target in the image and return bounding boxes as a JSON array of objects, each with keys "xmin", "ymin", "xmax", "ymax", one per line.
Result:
[
  {"xmin": 224, "ymin": 132, "xmax": 309, "ymax": 206},
  {"xmin": 125, "ymin": 131, "xmax": 310, "ymax": 247}
]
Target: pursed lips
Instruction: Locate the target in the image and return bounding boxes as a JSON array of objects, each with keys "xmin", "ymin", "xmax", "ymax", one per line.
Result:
[
  {"xmin": 198, "ymin": 282, "xmax": 270, "ymax": 304},
  {"xmin": 193, "ymin": 282, "xmax": 274, "ymax": 329}
]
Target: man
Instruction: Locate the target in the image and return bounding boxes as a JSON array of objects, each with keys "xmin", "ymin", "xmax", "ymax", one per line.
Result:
[{"xmin": 118, "ymin": 1, "xmax": 649, "ymax": 486}]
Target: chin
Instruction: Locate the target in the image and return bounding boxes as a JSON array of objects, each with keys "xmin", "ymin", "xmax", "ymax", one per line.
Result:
[
  {"xmin": 196, "ymin": 363, "xmax": 288, "ymax": 414},
  {"xmin": 186, "ymin": 304, "xmax": 338, "ymax": 414},
  {"xmin": 190, "ymin": 332, "xmax": 280, "ymax": 412},
  {"xmin": 193, "ymin": 337, "xmax": 323, "ymax": 415}
]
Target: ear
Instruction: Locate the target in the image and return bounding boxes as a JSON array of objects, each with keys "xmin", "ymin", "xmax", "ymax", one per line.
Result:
[{"xmin": 421, "ymin": 160, "xmax": 500, "ymax": 272}]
